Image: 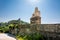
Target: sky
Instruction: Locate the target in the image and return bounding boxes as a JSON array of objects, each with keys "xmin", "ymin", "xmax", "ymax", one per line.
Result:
[{"xmin": 0, "ymin": 0, "xmax": 60, "ymax": 24}]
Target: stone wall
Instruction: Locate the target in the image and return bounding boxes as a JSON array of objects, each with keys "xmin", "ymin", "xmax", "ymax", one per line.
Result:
[{"xmin": 9, "ymin": 24, "xmax": 60, "ymax": 36}]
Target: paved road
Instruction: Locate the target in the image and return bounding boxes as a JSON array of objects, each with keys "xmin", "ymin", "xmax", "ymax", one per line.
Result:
[{"xmin": 0, "ymin": 33, "xmax": 16, "ymax": 40}]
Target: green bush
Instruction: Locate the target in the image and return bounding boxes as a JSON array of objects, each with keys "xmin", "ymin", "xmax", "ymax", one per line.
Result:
[{"xmin": 16, "ymin": 33, "xmax": 44, "ymax": 40}]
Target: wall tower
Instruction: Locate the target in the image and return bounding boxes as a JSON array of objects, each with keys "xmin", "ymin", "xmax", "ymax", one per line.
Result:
[{"xmin": 30, "ymin": 7, "xmax": 41, "ymax": 25}]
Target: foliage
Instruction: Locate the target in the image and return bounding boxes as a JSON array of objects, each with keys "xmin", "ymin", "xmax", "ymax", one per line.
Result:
[
  {"xmin": 0, "ymin": 19, "xmax": 29, "ymax": 33},
  {"xmin": 0, "ymin": 19, "xmax": 44, "ymax": 40},
  {"xmin": 16, "ymin": 32, "xmax": 44, "ymax": 40},
  {"xmin": 0, "ymin": 26, "xmax": 9, "ymax": 33}
]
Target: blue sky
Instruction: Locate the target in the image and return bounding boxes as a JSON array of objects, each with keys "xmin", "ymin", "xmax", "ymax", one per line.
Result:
[{"xmin": 0, "ymin": 0, "xmax": 60, "ymax": 24}]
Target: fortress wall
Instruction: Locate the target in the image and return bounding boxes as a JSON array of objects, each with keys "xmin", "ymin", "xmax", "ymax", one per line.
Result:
[{"xmin": 9, "ymin": 24, "xmax": 60, "ymax": 35}]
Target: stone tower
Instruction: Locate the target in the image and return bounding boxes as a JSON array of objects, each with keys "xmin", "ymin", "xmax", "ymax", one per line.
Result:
[{"xmin": 30, "ymin": 7, "xmax": 41, "ymax": 25}]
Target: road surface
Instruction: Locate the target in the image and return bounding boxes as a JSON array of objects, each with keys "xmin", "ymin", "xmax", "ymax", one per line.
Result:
[{"xmin": 0, "ymin": 33, "xmax": 16, "ymax": 40}]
